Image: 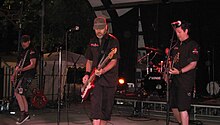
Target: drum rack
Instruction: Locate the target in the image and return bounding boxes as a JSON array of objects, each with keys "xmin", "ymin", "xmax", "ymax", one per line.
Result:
[{"xmin": 114, "ymin": 97, "xmax": 220, "ymax": 123}]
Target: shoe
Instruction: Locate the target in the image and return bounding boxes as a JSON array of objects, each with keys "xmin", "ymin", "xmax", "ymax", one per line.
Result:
[
  {"xmin": 26, "ymin": 115, "xmax": 31, "ymax": 121},
  {"xmin": 25, "ymin": 112, "xmax": 30, "ymax": 121},
  {"xmin": 16, "ymin": 112, "xmax": 30, "ymax": 125}
]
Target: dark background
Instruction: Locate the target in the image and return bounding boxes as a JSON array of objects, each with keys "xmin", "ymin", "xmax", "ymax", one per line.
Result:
[
  {"xmin": 1, "ymin": 0, "xmax": 220, "ymax": 97},
  {"xmin": 113, "ymin": 1, "xmax": 220, "ymax": 97}
]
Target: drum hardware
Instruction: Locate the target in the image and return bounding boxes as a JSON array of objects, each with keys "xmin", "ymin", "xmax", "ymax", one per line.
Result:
[
  {"xmin": 0, "ymin": 98, "xmax": 10, "ymax": 112},
  {"xmin": 138, "ymin": 46, "xmax": 160, "ymax": 52},
  {"xmin": 206, "ymin": 81, "xmax": 219, "ymax": 96},
  {"xmin": 137, "ymin": 46, "xmax": 165, "ymax": 98},
  {"xmin": 206, "ymin": 48, "xmax": 217, "ymax": 97},
  {"xmin": 144, "ymin": 72, "xmax": 166, "ymax": 97}
]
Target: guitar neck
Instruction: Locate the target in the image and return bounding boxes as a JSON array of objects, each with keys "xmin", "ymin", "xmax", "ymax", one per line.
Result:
[
  {"xmin": 97, "ymin": 56, "xmax": 110, "ymax": 70},
  {"xmin": 88, "ymin": 72, "xmax": 96, "ymax": 83}
]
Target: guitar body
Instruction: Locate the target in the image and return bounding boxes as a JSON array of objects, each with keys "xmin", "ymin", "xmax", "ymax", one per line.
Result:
[
  {"xmin": 31, "ymin": 88, "xmax": 48, "ymax": 109},
  {"xmin": 163, "ymin": 52, "xmax": 179, "ymax": 84},
  {"xmin": 81, "ymin": 69, "xmax": 96, "ymax": 102},
  {"xmin": 81, "ymin": 48, "xmax": 117, "ymax": 102}
]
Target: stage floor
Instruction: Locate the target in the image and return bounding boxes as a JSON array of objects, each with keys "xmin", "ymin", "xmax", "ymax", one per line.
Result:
[{"xmin": 1, "ymin": 97, "xmax": 220, "ymax": 125}]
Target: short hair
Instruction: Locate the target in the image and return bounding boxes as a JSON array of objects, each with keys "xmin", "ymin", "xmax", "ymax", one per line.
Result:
[
  {"xmin": 180, "ymin": 20, "xmax": 191, "ymax": 32},
  {"xmin": 21, "ymin": 35, "xmax": 30, "ymax": 43}
]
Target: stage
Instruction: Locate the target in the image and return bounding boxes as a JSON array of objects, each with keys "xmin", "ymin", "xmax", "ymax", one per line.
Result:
[{"xmin": 1, "ymin": 94, "xmax": 220, "ymax": 125}]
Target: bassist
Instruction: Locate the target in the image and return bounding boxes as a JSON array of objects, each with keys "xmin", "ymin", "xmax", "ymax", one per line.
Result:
[
  {"xmin": 169, "ymin": 20, "xmax": 200, "ymax": 125},
  {"xmin": 11, "ymin": 35, "xmax": 37, "ymax": 125},
  {"xmin": 82, "ymin": 16, "xmax": 120, "ymax": 125}
]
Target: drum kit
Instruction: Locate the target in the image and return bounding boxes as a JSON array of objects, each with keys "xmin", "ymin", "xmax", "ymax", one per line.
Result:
[{"xmin": 137, "ymin": 46, "xmax": 167, "ymax": 98}]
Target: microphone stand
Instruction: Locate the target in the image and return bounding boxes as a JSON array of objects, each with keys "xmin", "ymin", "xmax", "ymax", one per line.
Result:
[
  {"xmin": 165, "ymin": 29, "xmax": 176, "ymax": 125},
  {"xmin": 64, "ymin": 29, "xmax": 78, "ymax": 124},
  {"xmin": 57, "ymin": 46, "xmax": 62, "ymax": 125},
  {"xmin": 64, "ymin": 30, "xmax": 70, "ymax": 125}
]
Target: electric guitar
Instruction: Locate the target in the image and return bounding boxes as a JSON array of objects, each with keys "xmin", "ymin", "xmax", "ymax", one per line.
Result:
[
  {"xmin": 81, "ymin": 48, "xmax": 117, "ymax": 102},
  {"xmin": 163, "ymin": 52, "xmax": 179, "ymax": 84},
  {"xmin": 14, "ymin": 50, "xmax": 29, "ymax": 94}
]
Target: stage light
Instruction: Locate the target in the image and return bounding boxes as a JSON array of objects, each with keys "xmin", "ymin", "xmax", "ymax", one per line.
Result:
[
  {"xmin": 116, "ymin": 77, "xmax": 127, "ymax": 95},
  {"xmin": 118, "ymin": 78, "xmax": 125, "ymax": 85}
]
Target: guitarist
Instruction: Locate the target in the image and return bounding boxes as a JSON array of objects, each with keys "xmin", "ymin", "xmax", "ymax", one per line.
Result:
[
  {"xmin": 169, "ymin": 20, "xmax": 200, "ymax": 125},
  {"xmin": 11, "ymin": 35, "xmax": 38, "ymax": 125},
  {"xmin": 82, "ymin": 16, "xmax": 120, "ymax": 125}
]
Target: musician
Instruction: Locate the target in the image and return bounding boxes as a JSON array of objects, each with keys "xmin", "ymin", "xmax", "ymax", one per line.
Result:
[
  {"xmin": 11, "ymin": 35, "xmax": 37, "ymax": 125},
  {"xmin": 82, "ymin": 16, "xmax": 120, "ymax": 125},
  {"xmin": 169, "ymin": 21, "xmax": 199, "ymax": 125}
]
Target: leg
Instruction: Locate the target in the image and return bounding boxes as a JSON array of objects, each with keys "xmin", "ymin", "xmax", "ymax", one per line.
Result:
[
  {"xmin": 90, "ymin": 85, "xmax": 102, "ymax": 125},
  {"xmin": 93, "ymin": 119, "xmax": 101, "ymax": 125},
  {"xmin": 100, "ymin": 120, "xmax": 107, "ymax": 125},
  {"xmin": 180, "ymin": 111, "xmax": 189, "ymax": 125},
  {"xmin": 172, "ymin": 108, "xmax": 181, "ymax": 123},
  {"xmin": 21, "ymin": 95, "xmax": 28, "ymax": 112},
  {"xmin": 15, "ymin": 93, "xmax": 30, "ymax": 125},
  {"xmin": 14, "ymin": 92, "xmax": 25, "ymax": 111},
  {"xmin": 15, "ymin": 78, "xmax": 31, "ymax": 124}
]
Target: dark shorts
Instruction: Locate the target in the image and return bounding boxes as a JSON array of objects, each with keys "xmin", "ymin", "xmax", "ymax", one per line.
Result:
[
  {"xmin": 90, "ymin": 84, "xmax": 116, "ymax": 120},
  {"xmin": 170, "ymin": 82, "xmax": 192, "ymax": 111},
  {"xmin": 15, "ymin": 75, "xmax": 34, "ymax": 96}
]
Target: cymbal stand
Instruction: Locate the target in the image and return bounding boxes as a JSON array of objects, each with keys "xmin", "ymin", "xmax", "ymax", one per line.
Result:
[
  {"xmin": 150, "ymin": 52, "xmax": 158, "ymax": 62},
  {"xmin": 146, "ymin": 51, "xmax": 153, "ymax": 75}
]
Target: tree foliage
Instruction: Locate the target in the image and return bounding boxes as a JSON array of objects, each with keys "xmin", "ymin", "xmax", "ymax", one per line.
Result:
[{"xmin": 0, "ymin": 0, "xmax": 95, "ymax": 54}]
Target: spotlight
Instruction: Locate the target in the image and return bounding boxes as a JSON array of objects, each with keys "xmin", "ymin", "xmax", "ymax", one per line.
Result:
[
  {"xmin": 116, "ymin": 77, "xmax": 127, "ymax": 95},
  {"xmin": 118, "ymin": 78, "xmax": 125, "ymax": 85}
]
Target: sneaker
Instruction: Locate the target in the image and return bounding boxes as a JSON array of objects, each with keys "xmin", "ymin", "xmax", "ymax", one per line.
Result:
[
  {"xmin": 16, "ymin": 112, "xmax": 30, "ymax": 125},
  {"xmin": 26, "ymin": 116, "xmax": 31, "ymax": 121},
  {"xmin": 25, "ymin": 113, "xmax": 31, "ymax": 121}
]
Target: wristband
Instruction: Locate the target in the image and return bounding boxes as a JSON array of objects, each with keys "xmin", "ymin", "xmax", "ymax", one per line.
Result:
[{"xmin": 85, "ymin": 72, "xmax": 91, "ymax": 76}]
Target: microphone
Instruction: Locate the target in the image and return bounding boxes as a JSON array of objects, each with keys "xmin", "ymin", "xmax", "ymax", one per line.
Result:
[
  {"xmin": 68, "ymin": 26, "xmax": 80, "ymax": 32},
  {"xmin": 171, "ymin": 20, "xmax": 181, "ymax": 27}
]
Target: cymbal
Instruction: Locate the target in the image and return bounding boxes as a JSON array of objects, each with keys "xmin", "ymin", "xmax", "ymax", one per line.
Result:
[{"xmin": 138, "ymin": 47, "xmax": 160, "ymax": 51}]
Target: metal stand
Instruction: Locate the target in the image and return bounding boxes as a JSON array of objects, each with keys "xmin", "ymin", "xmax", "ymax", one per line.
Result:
[
  {"xmin": 64, "ymin": 28, "xmax": 80, "ymax": 124},
  {"xmin": 137, "ymin": 51, "xmax": 153, "ymax": 75},
  {"xmin": 57, "ymin": 46, "xmax": 62, "ymax": 125},
  {"xmin": 165, "ymin": 29, "xmax": 177, "ymax": 125},
  {"xmin": 206, "ymin": 48, "xmax": 218, "ymax": 97}
]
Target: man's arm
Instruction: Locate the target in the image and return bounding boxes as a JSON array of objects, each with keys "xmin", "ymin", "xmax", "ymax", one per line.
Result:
[
  {"xmin": 169, "ymin": 61, "xmax": 197, "ymax": 75},
  {"xmin": 102, "ymin": 59, "xmax": 117, "ymax": 74},
  {"xmin": 95, "ymin": 59, "xmax": 117, "ymax": 76},
  {"xmin": 20, "ymin": 58, "xmax": 37, "ymax": 72},
  {"xmin": 179, "ymin": 61, "xmax": 197, "ymax": 74},
  {"xmin": 82, "ymin": 59, "xmax": 93, "ymax": 84},
  {"xmin": 85, "ymin": 59, "xmax": 93, "ymax": 73}
]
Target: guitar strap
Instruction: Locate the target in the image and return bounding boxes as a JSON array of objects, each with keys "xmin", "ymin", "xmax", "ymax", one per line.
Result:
[
  {"xmin": 15, "ymin": 49, "xmax": 30, "ymax": 90},
  {"xmin": 97, "ymin": 34, "xmax": 110, "ymax": 67}
]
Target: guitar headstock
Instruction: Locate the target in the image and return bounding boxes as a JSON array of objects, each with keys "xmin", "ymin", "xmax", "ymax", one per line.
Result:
[{"xmin": 108, "ymin": 48, "xmax": 117, "ymax": 59}]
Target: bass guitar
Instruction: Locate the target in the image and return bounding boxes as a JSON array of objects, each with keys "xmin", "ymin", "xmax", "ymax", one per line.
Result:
[
  {"xmin": 163, "ymin": 52, "xmax": 179, "ymax": 84},
  {"xmin": 81, "ymin": 48, "xmax": 117, "ymax": 102},
  {"xmin": 14, "ymin": 50, "xmax": 29, "ymax": 94}
]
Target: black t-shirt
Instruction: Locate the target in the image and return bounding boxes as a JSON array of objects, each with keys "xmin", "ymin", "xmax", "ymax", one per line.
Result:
[
  {"xmin": 17, "ymin": 46, "xmax": 38, "ymax": 77},
  {"xmin": 85, "ymin": 33, "xmax": 120, "ymax": 87},
  {"xmin": 172, "ymin": 38, "xmax": 199, "ymax": 90}
]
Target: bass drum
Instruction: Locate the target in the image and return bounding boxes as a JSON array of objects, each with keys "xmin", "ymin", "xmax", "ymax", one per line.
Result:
[{"xmin": 144, "ymin": 72, "xmax": 166, "ymax": 97}]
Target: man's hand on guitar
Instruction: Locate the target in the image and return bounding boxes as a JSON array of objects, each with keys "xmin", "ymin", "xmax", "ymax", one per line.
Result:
[
  {"xmin": 169, "ymin": 68, "xmax": 181, "ymax": 75},
  {"xmin": 16, "ymin": 67, "xmax": 23, "ymax": 73},
  {"xmin": 82, "ymin": 75, "xmax": 89, "ymax": 84},
  {"xmin": 95, "ymin": 69, "xmax": 104, "ymax": 77}
]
